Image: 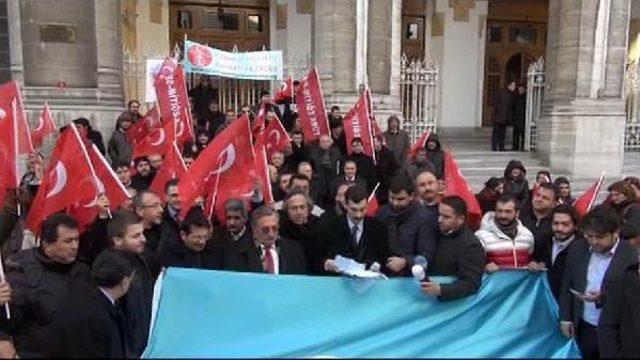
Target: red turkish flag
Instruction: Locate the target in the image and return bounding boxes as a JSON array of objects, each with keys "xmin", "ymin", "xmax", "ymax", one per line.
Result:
[
  {"xmin": 178, "ymin": 114, "xmax": 255, "ymax": 218},
  {"xmin": 406, "ymin": 129, "xmax": 432, "ymax": 159},
  {"xmin": 150, "ymin": 142, "xmax": 188, "ymax": 199},
  {"xmin": 154, "ymin": 58, "xmax": 194, "ymax": 146},
  {"xmin": 343, "ymin": 93, "xmax": 376, "ymax": 161},
  {"xmin": 274, "ymin": 77, "xmax": 295, "ymax": 104},
  {"xmin": 443, "ymin": 151, "xmax": 482, "ymax": 231},
  {"xmin": 295, "ymin": 67, "xmax": 330, "ymax": 143},
  {"xmin": 253, "ymin": 144, "xmax": 274, "ymax": 205},
  {"xmin": 366, "ymin": 183, "xmax": 381, "ymax": 217},
  {"xmin": 132, "ymin": 115, "xmax": 176, "ymax": 160},
  {"xmin": 573, "ymin": 173, "xmax": 606, "ymax": 217},
  {"xmin": 0, "ymin": 81, "xmax": 33, "ymax": 154},
  {"xmin": 30, "ymin": 103, "xmax": 57, "ymax": 149},
  {"xmin": 252, "ymin": 103, "xmax": 267, "ymax": 139},
  {"xmin": 127, "ymin": 105, "xmax": 161, "ymax": 146},
  {"xmin": 68, "ymin": 144, "xmax": 132, "ymax": 232},
  {"xmin": 26, "ymin": 126, "xmax": 101, "ymax": 233},
  {"xmin": 255, "ymin": 115, "xmax": 291, "ymax": 158},
  {"xmin": 0, "ymin": 98, "xmax": 19, "ymax": 204}
]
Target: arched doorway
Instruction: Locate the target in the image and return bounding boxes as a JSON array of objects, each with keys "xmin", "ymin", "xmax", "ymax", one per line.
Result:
[{"xmin": 505, "ymin": 52, "xmax": 534, "ymax": 85}]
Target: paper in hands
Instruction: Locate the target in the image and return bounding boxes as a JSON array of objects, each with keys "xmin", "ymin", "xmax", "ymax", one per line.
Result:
[{"xmin": 335, "ymin": 255, "xmax": 386, "ymax": 279}]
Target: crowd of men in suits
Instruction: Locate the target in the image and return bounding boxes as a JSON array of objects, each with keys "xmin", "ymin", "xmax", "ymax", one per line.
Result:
[{"xmin": 0, "ymin": 91, "xmax": 638, "ymax": 358}]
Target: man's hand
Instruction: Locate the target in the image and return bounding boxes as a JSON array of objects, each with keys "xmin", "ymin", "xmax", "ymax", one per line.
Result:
[
  {"xmin": 97, "ymin": 194, "xmax": 111, "ymax": 219},
  {"xmin": 386, "ymin": 256, "xmax": 407, "ymax": 273},
  {"xmin": 0, "ymin": 282, "xmax": 11, "ymax": 306},
  {"xmin": 576, "ymin": 291, "xmax": 602, "ymax": 303},
  {"xmin": 0, "ymin": 340, "xmax": 16, "ymax": 358},
  {"xmin": 420, "ymin": 282, "xmax": 442, "ymax": 297},
  {"xmin": 324, "ymin": 259, "xmax": 339, "ymax": 273},
  {"xmin": 485, "ymin": 262, "xmax": 500, "ymax": 273},
  {"xmin": 560, "ymin": 322, "xmax": 574, "ymax": 338},
  {"xmin": 526, "ymin": 261, "xmax": 545, "ymax": 271}
]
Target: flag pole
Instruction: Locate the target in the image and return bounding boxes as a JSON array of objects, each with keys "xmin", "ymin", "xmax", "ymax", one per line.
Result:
[{"xmin": 0, "ymin": 255, "xmax": 12, "ymax": 319}]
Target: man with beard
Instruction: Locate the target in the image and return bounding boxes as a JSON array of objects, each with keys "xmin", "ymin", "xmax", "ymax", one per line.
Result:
[
  {"xmin": 133, "ymin": 190, "xmax": 164, "ymax": 252},
  {"xmin": 519, "ymin": 183, "xmax": 557, "ymax": 244},
  {"xmin": 376, "ymin": 176, "xmax": 438, "ymax": 276},
  {"xmin": 279, "ymin": 190, "xmax": 319, "ymax": 274},
  {"xmin": 131, "ymin": 157, "xmax": 155, "ymax": 192},
  {"xmin": 415, "ymin": 170, "xmax": 441, "ymax": 227},
  {"xmin": 475, "ymin": 194, "xmax": 535, "ymax": 270},
  {"xmin": 533, "ymin": 204, "xmax": 581, "ymax": 301},
  {"xmin": 211, "ymin": 199, "xmax": 253, "ymax": 272}
]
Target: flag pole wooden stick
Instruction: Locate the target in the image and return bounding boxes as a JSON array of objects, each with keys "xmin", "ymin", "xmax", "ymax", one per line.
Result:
[{"xmin": 0, "ymin": 255, "xmax": 11, "ymax": 319}]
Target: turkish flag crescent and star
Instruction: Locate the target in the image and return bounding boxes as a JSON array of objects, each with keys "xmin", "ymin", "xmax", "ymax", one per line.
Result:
[
  {"xmin": 154, "ymin": 58, "xmax": 194, "ymax": 146},
  {"xmin": 68, "ymin": 144, "xmax": 132, "ymax": 233},
  {"xmin": 573, "ymin": 173, "xmax": 606, "ymax": 217},
  {"xmin": 255, "ymin": 115, "xmax": 291, "ymax": 158},
  {"xmin": 31, "ymin": 102, "xmax": 57, "ymax": 149},
  {"xmin": 273, "ymin": 77, "xmax": 295, "ymax": 104},
  {"xmin": 0, "ymin": 98, "xmax": 19, "ymax": 204},
  {"xmin": 178, "ymin": 114, "xmax": 255, "ymax": 219},
  {"xmin": 127, "ymin": 105, "xmax": 161, "ymax": 147},
  {"xmin": 407, "ymin": 129, "xmax": 432, "ymax": 159},
  {"xmin": 132, "ymin": 114, "xmax": 176, "ymax": 160},
  {"xmin": 443, "ymin": 150, "xmax": 482, "ymax": 231},
  {"xmin": 0, "ymin": 81, "xmax": 33, "ymax": 154},
  {"xmin": 295, "ymin": 67, "xmax": 330, "ymax": 143},
  {"xmin": 343, "ymin": 92, "xmax": 376, "ymax": 162},
  {"xmin": 26, "ymin": 126, "xmax": 101, "ymax": 233}
]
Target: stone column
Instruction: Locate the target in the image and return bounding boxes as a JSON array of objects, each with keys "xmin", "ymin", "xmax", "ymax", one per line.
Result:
[
  {"xmin": 538, "ymin": 0, "xmax": 630, "ymax": 179},
  {"xmin": 367, "ymin": 0, "xmax": 391, "ymax": 94}
]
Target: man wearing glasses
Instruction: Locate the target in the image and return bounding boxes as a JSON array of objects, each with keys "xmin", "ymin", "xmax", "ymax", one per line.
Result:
[{"xmin": 133, "ymin": 189, "xmax": 164, "ymax": 252}]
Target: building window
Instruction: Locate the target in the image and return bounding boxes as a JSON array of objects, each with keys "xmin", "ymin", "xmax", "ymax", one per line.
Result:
[
  {"xmin": 202, "ymin": 11, "xmax": 240, "ymax": 31},
  {"xmin": 509, "ymin": 27, "xmax": 537, "ymax": 44},
  {"xmin": 177, "ymin": 11, "xmax": 193, "ymax": 29},
  {"xmin": 248, "ymin": 14, "xmax": 264, "ymax": 33},
  {"xmin": 489, "ymin": 26, "xmax": 501, "ymax": 43}
]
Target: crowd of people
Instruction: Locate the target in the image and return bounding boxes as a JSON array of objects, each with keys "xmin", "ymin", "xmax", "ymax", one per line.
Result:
[{"xmin": 0, "ymin": 82, "xmax": 638, "ymax": 358}]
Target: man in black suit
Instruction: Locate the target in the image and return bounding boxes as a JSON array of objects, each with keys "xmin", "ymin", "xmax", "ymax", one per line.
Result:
[
  {"xmin": 533, "ymin": 205, "xmax": 581, "ymax": 301},
  {"xmin": 598, "ymin": 261, "xmax": 640, "ymax": 358},
  {"xmin": 319, "ymin": 185, "xmax": 391, "ymax": 275},
  {"xmin": 421, "ymin": 196, "xmax": 486, "ymax": 302},
  {"xmin": 211, "ymin": 199, "xmax": 253, "ymax": 272},
  {"xmin": 157, "ymin": 208, "xmax": 217, "ymax": 270},
  {"xmin": 560, "ymin": 206, "xmax": 639, "ymax": 359},
  {"xmin": 223, "ymin": 206, "xmax": 307, "ymax": 275}
]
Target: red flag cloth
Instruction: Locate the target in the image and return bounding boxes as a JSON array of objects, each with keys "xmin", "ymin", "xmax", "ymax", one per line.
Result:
[
  {"xmin": 0, "ymin": 98, "xmax": 19, "ymax": 205},
  {"xmin": 295, "ymin": 67, "xmax": 330, "ymax": 143},
  {"xmin": 0, "ymin": 81, "xmax": 33, "ymax": 154},
  {"xmin": 573, "ymin": 173, "xmax": 606, "ymax": 217},
  {"xmin": 31, "ymin": 103, "xmax": 57, "ymax": 149},
  {"xmin": 68, "ymin": 144, "xmax": 132, "ymax": 232},
  {"xmin": 150, "ymin": 143, "xmax": 188, "ymax": 199},
  {"xmin": 274, "ymin": 77, "xmax": 295, "ymax": 104},
  {"xmin": 178, "ymin": 115, "xmax": 255, "ymax": 218},
  {"xmin": 132, "ymin": 115, "xmax": 175, "ymax": 160},
  {"xmin": 343, "ymin": 93, "xmax": 376, "ymax": 161},
  {"xmin": 26, "ymin": 126, "xmax": 100, "ymax": 233},
  {"xmin": 363, "ymin": 88, "xmax": 385, "ymax": 145},
  {"xmin": 127, "ymin": 106, "xmax": 161, "ymax": 146},
  {"xmin": 443, "ymin": 151, "xmax": 482, "ymax": 230},
  {"xmin": 253, "ymin": 144, "xmax": 274, "ymax": 205},
  {"xmin": 406, "ymin": 129, "xmax": 432, "ymax": 159},
  {"xmin": 365, "ymin": 183, "xmax": 381, "ymax": 217},
  {"xmin": 255, "ymin": 115, "xmax": 291, "ymax": 158},
  {"xmin": 251, "ymin": 103, "xmax": 267, "ymax": 139},
  {"xmin": 154, "ymin": 58, "xmax": 194, "ymax": 146}
]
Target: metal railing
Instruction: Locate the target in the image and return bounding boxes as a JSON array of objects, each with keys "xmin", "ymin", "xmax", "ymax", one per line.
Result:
[
  {"xmin": 624, "ymin": 61, "xmax": 640, "ymax": 151},
  {"xmin": 398, "ymin": 54, "xmax": 439, "ymax": 142},
  {"xmin": 525, "ymin": 57, "xmax": 545, "ymax": 151}
]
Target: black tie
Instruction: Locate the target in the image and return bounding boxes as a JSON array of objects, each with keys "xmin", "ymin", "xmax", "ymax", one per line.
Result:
[{"xmin": 351, "ymin": 225, "xmax": 359, "ymax": 247}]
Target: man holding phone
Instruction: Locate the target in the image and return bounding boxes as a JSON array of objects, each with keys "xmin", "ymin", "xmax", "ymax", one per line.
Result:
[{"xmin": 559, "ymin": 206, "xmax": 638, "ymax": 358}]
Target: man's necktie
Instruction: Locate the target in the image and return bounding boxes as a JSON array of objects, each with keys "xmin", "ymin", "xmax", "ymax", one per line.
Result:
[
  {"xmin": 351, "ymin": 225, "xmax": 359, "ymax": 247},
  {"xmin": 263, "ymin": 245, "xmax": 275, "ymax": 274}
]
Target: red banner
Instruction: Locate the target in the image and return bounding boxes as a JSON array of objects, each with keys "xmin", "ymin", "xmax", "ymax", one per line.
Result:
[
  {"xmin": 443, "ymin": 151, "xmax": 482, "ymax": 230},
  {"xmin": 0, "ymin": 99, "xmax": 19, "ymax": 204},
  {"xmin": 274, "ymin": 77, "xmax": 295, "ymax": 104},
  {"xmin": 0, "ymin": 81, "xmax": 33, "ymax": 154},
  {"xmin": 154, "ymin": 58, "xmax": 194, "ymax": 146},
  {"xmin": 31, "ymin": 103, "xmax": 57, "ymax": 149},
  {"xmin": 343, "ymin": 93, "xmax": 375, "ymax": 161},
  {"xmin": 295, "ymin": 67, "xmax": 330, "ymax": 142}
]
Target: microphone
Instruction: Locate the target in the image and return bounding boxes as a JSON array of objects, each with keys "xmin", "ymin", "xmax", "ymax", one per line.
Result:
[
  {"xmin": 369, "ymin": 262, "xmax": 381, "ymax": 273},
  {"xmin": 411, "ymin": 255, "xmax": 429, "ymax": 282}
]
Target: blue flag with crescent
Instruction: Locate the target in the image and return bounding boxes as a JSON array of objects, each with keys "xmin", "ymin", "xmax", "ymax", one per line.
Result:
[{"xmin": 143, "ymin": 269, "xmax": 580, "ymax": 358}]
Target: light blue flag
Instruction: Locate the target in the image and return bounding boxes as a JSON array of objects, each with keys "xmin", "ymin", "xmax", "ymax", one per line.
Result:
[{"xmin": 143, "ymin": 269, "xmax": 580, "ymax": 358}]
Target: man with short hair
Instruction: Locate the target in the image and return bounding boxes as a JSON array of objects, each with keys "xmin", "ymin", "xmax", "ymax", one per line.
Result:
[
  {"xmin": 421, "ymin": 196, "xmax": 486, "ymax": 301},
  {"xmin": 0, "ymin": 214, "xmax": 91, "ymax": 358},
  {"xmin": 158, "ymin": 208, "xmax": 216, "ymax": 269},
  {"xmin": 157, "ymin": 179, "xmax": 182, "ymax": 253},
  {"xmin": 320, "ymin": 185, "xmax": 390, "ymax": 275},
  {"xmin": 519, "ymin": 182, "xmax": 557, "ymax": 244},
  {"xmin": 383, "ymin": 115, "xmax": 410, "ymax": 165},
  {"xmin": 107, "ymin": 210, "xmax": 158, "ymax": 358},
  {"xmin": 475, "ymin": 194, "xmax": 535, "ymax": 271},
  {"xmin": 45, "ymin": 249, "xmax": 133, "ymax": 358},
  {"xmin": 114, "ymin": 161, "xmax": 135, "ymax": 193},
  {"xmin": 373, "ymin": 136, "xmax": 399, "ymax": 205},
  {"xmin": 128, "ymin": 99, "xmax": 142, "ymax": 121},
  {"xmin": 534, "ymin": 204, "xmax": 581, "ymax": 300},
  {"xmin": 415, "ymin": 170, "xmax": 440, "ymax": 226},
  {"xmin": 108, "ymin": 111, "xmax": 134, "ymax": 165},
  {"xmin": 284, "ymin": 130, "xmax": 309, "ymax": 171},
  {"xmin": 309, "ymin": 134, "xmax": 343, "ymax": 186},
  {"xmin": 225, "ymin": 206, "xmax": 306, "ymax": 274},
  {"xmin": 133, "ymin": 189, "xmax": 164, "ymax": 252},
  {"xmin": 280, "ymin": 190, "xmax": 320, "ymax": 273},
  {"xmin": 560, "ymin": 206, "xmax": 638, "ymax": 359},
  {"xmin": 402, "ymin": 148, "xmax": 436, "ymax": 180},
  {"xmin": 211, "ymin": 198, "xmax": 253, "ymax": 271},
  {"xmin": 147, "ymin": 153, "xmax": 164, "ymax": 171},
  {"xmin": 298, "ymin": 161, "xmax": 327, "ymax": 207},
  {"xmin": 273, "ymin": 174, "xmax": 325, "ymax": 217},
  {"xmin": 347, "ymin": 137, "xmax": 376, "ymax": 189},
  {"xmin": 131, "ymin": 157, "xmax": 155, "ymax": 192},
  {"xmin": 376, "ymin": 176, "xmax": 439, "ymax": 276}
]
